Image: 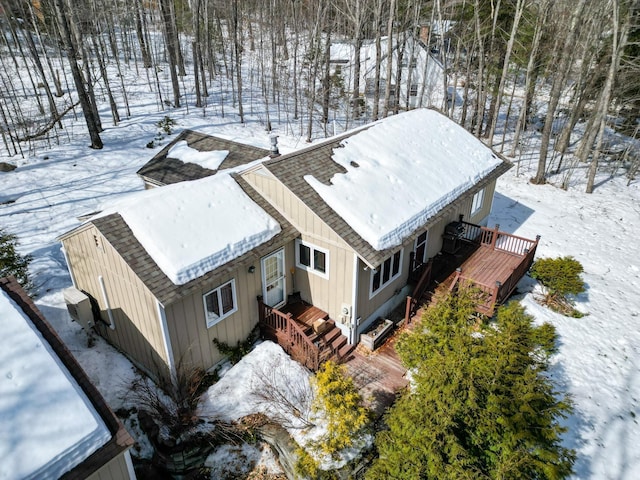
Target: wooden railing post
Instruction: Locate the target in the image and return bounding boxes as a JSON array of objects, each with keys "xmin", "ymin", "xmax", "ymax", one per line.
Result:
[
  {"xmin": 405, "ymin": 296, "xmax": 412, "ymax": 324},
  {"xmin": 491, "ymin": 224, "xmax": 500, "ymax": 249}
]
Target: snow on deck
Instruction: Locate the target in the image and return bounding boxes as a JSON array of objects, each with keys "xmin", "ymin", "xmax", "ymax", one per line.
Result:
[
  {"xmin": 108, "ymin": 173, "xmax": 281, "ymax": 285},
  {"xmin": 168, "ymin": 140, "xmax": 229, "ymax": 170},
  {"xmin": 0, "ymin": 289, "xmax": 111, "ymax": 480},
  {"xmin": 304, "ymin": 109, "xmax": 502, "ymax": 251}
]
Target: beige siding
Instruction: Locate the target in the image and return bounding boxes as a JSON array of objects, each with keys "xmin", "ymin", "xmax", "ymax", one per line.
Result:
[
  {"xmin": 164, "ymin": 242, "xmax": 294, "ymax": 371},
  {"xmin": 62, "ymin": 226, "xmax": 169, "ymax": 378},
  {"xmin": 243, "ymin": 169, "xmax": 355, "ymax": 321},
  {"xmin": 86, "ymin": 452, "xmax": 133, "ymax": 480}
]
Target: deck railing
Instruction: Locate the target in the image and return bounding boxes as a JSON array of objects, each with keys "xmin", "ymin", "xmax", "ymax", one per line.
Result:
[
  {"xmin": 257, "ymin": 296, "xmax": 320, "ymax": 370},
  {"xmin": 404, "ymin": 221, "xmax": 541, "ymax": 321},
  {"xmin": 455, "ymin": 224, "xmax": 540, "ymax": 316},
  {"xmin": 460, "ymin": 221, "xmax": 539, "ymax": 257},
  {"xmin": 405, "ymin": 258, "xmax": 433, "ymax": 323}
]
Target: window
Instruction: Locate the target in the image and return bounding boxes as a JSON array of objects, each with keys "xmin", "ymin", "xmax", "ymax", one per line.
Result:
[
  {"xmin": 471, "ymin": 188, "xmax": 485, "ymax": 216},
  {"xmin": 370, "ymin": 250, "xmax": 403, "ymax": 297},
  {"xmin": 203, "ymin": 280, "xmax": 237, "ymax": 328},
  {"xmin": 296, "ymin": 239, "xmax": 329, "ymax": 278},
  {"xmin": 410, "ymin": 84, "xmax": 418, "ymax": 97},
  {"xmin": 414, "ymin": 230, "xmax": 428, "ymax": 269}
]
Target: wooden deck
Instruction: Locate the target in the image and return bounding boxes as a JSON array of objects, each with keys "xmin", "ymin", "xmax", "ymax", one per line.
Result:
[
  {"xmin": 280, "ymin": 300, "xmax": 329, "ymax": 329},
  {"xmin": 406, "ymin": 222, "xmax": 540, "ymax": 320},
  {"xmin": 451, "ymin": 245, "xmax": 526, "ymax": 289},
  {"xmin": 346, "ymin": 331, "xmax": 410, "ymax": 417}
]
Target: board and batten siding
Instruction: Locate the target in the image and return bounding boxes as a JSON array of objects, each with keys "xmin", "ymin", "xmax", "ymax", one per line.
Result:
[
  {"xmin": 61, "ymin": 225, "xmax": 170, "ymax": 379},
  {"xmin": 164, "ymin": 242, "xmax": 295, "ymax": 372},
  {"xmin": 242, "ymin": 168, "xmax": 355, "ymax": 322},
  {"xmin": 86, "ymin": 451, "xmax": 134, "ymax": 480}
]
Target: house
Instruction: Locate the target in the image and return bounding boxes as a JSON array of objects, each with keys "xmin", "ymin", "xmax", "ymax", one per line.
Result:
[
  {"xmin": 59, "ymin": 108, "xmax": 537, "ymax": 381},
  {"xmin": 0, "ymin": 276, "xmax": 136, "ymax": 480},
  {"xmin": 330, "ymin": 34, "xmax": 447, "ymax": 111}
]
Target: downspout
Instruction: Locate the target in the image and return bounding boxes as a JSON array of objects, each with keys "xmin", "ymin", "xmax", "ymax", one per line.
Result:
[
  {"xmin": 156, "ymin": 300, "xmax": 176, "ymax": 380},
  {"xmin": 60, "ymin": 245, "xmax": 77, "ymax": 288},
  {"xmin": 98, "ymin": 275, "xmax": 115, "ymax": 330},
  {"xmin": 350, "ymin": 253, "xmax": 360, "ymax": 345}
]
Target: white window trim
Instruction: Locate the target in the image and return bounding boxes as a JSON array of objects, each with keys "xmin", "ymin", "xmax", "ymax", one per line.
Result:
[
  {"xmin": 471, "ymin": 188, "xmax": 485, "ymax": 216},
  {"xmin": 203, "ymin": 279, "xmax": 238, "ymax": 328},
  {"xmin": 369, "ymin": 250, "xmax": 403, "ymax": 299},
  {"xmin": 295, "ymin": 239, "xmax": 330, "ymax": 279},
  {"xmin": 414, "ymin": 230, "xmax": 429, "ymax": 265}
]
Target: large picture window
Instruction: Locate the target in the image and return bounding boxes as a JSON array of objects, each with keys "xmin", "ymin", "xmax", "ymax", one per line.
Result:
[
  {"xmin": 370, "ymin": 250, "xmax": 403, "ymax": 297},
  {"xmin": 296, "ymin": 239, "xmax": 329, "ymax": 278},
  {"xmin": 471, "ymin": 188, "xmax": 485, "ymax": 216},
  {"xmin": 203, "ymin": 280, "xmax": 237, "ymax": 328}
]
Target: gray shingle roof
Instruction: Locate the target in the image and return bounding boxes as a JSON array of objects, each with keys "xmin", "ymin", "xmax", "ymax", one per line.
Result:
[
  {"xmin": 137, "ymin": 130, "xmax": 270, "ymax": 186},
  {"xmin": 91, "ymin": 175, "xmax": 299, "ymax": 306},
  {"xmin": 262, "ymin": 115, "xmax": 512, "ymax": 268}
]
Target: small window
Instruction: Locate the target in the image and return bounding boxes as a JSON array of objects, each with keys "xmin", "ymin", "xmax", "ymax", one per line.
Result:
[
  {"xmin": 410, "ymin": 84, "xmax": 418, "ymax": 97},
  {"xmin": 414, "ymin": 231, "xmax": 428, "ymax": 267},
  {"xmin": 203, "ymin": 280, "xmax": 237, "ymax": 328},
  {"xmin": 471, "ymin": 188, "xmax": 485, "ymax": 216},
  {"xmin": 370, "ymin": 250, "xmax": 403, "ymax": 297},
  {"xmin": 296, "ymin": 239, "xmax": 329, "ymax": 278}
]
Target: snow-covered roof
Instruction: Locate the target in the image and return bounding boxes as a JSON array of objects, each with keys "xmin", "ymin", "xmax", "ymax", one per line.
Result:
[
  {"xmin": 0, "ymin": 288, "xmax": 111, "ymax": 480},
  {"xmin": 304, "ymin": 108, "xmax": 503, "ymax": 251},
  {"xmin": 168, "ymin": 140, "xmax": 229, "ymax": 170},
  {"xmin": 102, "ymin": 173, "xmax": 282, "ymax": 285}
]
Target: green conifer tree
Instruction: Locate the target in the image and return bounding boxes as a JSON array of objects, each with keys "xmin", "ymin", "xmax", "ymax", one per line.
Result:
[
  {"xmin": 0, "ymin": 228, "xmax": 32, "ymax": 292},
  {"xmin": 311, "ymin": 360, "xmax": 369, "ymax": 455},
  {"xmin": 367, "ymin": 288, "xmax": 574, "ymax": 480}
]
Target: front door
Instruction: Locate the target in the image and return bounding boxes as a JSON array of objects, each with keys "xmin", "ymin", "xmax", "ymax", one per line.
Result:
[{"xmin": 261, "ymin": 248, "xmax": 286, "ymax": 308}]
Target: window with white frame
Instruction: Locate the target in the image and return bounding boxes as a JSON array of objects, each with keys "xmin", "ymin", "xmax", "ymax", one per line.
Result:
[
  {"xmin": 370, "ymin": 250, "xmax": 403, "ymax": 297},
  {"xmin": 203, "ymin": 280, "xmax": 237, "ymax": 328},
  {"xmin": 471, "ymin": 188, "xmax": 485, "ymax": 216},
  {"xmin": 414, "ymin": 230, "xmax": 428, "ymax": 269},
  {"xmin": 296, "ymin": 239, "xmax": 329, "ymax": 278}
]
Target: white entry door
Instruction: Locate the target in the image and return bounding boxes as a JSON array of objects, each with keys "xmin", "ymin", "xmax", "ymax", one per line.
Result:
[{"xmin": 261, "ymin": 249, "xmax": 286, "ymax": 308}]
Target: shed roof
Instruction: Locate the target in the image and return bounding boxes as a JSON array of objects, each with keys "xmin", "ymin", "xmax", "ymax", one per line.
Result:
[
  {"xmin": 0, "ymin": 276, "xmax": 133, "ymax": 480},
  {"xmin": 137, "ymin": 130, "xmax": 270, "ymax": 186}
]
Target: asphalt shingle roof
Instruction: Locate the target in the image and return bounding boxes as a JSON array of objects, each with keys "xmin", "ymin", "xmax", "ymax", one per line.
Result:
[
  {"xmin": 89, "ymin": 175, "xmax": 299, "ymax": 306},
  {"xmin": 262, "ymin": 119, "xmax": 511, "ymax": 268},
  {"xmin": 137, "ymin": 130, "xmax": 270, "ymax": 186}
]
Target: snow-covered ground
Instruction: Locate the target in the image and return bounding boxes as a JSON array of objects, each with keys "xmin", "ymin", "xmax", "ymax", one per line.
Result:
[{"xmin": 1, "ymin": 97, "xmax": 639, "ymax": 477}]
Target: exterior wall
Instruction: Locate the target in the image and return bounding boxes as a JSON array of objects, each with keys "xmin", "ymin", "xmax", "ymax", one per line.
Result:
[
  {"xmin": 61, "ymin": 225, "xmax": 170, "ymax": 379},
  {"xmin": 163, "ymin": 241, "xmax": 294, "ymax": 372},
  {"xmin": 86, "ymin": 451, "xmax": 135, "ymax": 480},
  {"xmin": 243, "ymin": 168, "xmax": 355, "ymax": 324}
]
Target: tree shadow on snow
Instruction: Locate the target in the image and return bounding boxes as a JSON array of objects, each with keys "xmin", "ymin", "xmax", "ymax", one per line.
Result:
[{"xmin": 487, "ymin": 191, "xmax": 536, "ymax": 234}]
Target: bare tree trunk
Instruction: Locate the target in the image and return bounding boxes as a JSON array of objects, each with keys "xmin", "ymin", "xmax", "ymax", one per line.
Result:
[
  {"xmin": 135, "ymin": 0, "xmax": 152, "ymax": 67},
  {"xmin": 585, "ymin": 1, "xmax": 631, "ymax": 193},
  {"xmin": 160, "ymin": 0, "xmax": 181, "ymax": 107},
  {"xmin": 232, "ymin": 0, "xmax": 244, "ymax": 122},
  {"xmin": 532, "ymin": 0, "xmax": 587, "ymax": 184},
  {"xmin": 54, "ymin": 0, "xmax": 103, "ymax": 149},
  {"xmin": 486, "ymin": 0, "xmax": 525, "ymax": 146},
  {"xmin": 383, "ymin": 0, "xmax": 396, "ymax": 118},
  {"xmin": 511, "ymin": 0, "xmax": 550, "ymax": 156},
  {"xmin": 372, "ymin": 0, "xmax": 383, "ymax": 121}
]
